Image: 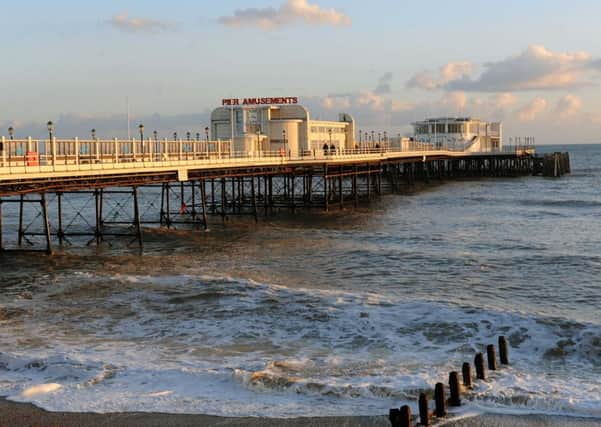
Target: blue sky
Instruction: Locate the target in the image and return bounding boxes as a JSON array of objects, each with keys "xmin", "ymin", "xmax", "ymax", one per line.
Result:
[{"xmin": 2, "ymin": 0, "xmax": 601, "ymax": 142}]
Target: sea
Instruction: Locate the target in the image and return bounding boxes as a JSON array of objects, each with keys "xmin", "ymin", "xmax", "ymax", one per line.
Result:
[{"xmin": 0, "ymin": 144, "xmax": 599, "ymax": 421}]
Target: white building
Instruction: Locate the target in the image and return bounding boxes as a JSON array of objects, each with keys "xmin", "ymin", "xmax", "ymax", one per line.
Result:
[
  {"xmin": 412, "ymin": 117, "xmax": 502, "ymax": 152},
  {"xmin": 211, "ymin": 98, "xmax": 355, "ymax": 156}
]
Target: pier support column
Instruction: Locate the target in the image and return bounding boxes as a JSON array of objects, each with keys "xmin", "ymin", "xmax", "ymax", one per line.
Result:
[
  {"xmin": 94, "ymin": 189, "xmax": 103, "ymax": 245},
  {"xmin": 200, "ymin": 179, "xmax": 208, "ymax": 230},
  {"xmin": 132, "ymin": 187, "xmax": 143, "ymax": 250},
  {"xmin": 323, "ymin": 164, "xmax": 329, "ymax": 212},
  {"xmin": 41, "ymin": 193, "xmax": 53, "ymax": 255},
  {"xmin": 251, "ymin": 175, "xmax": 258, "ymax": 223},
  {"xmin": 0, "ymin": 199, "xmax": 3, "ymax": 251},
  {"xmin": 18, "ymin": 194, "xmax": 24, "ymax": 246},
  {"xmin": 57, "ymin": 192, "xmax": 64, "ymax": 245}
]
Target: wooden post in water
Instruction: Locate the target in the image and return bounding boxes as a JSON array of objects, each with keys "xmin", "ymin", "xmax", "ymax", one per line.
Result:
[
  {"xmin": 419, "ymin": 393, "xmax": 430, "ymax": 426},
  {"xmin": 449, "ymin": 371, "xmax": 461, "ymax": 407},
  {"xmin": 434, "ymin": 382, "xmax": 446, "ymax": 417},
  {"xmin": 389, "ymin": 408, "xmax": 400, "ymax": 427},
  {"xmin": 499, "ymin": 336, "xmax": 509, "ymax": 365},
  {"xmin": 399, "ymin": 405, "xmax": 411, "ymax": 427},
  {"xmin": 487, "ymin": 344, "xmax": 497, "ymax": 371},
  {"xmin": 462, "ymin": 362, "xmax": 473, "ymax": 388},
  {"xmin": 475, "ymin": 352, "xmax": 486, "ymax": 380}
]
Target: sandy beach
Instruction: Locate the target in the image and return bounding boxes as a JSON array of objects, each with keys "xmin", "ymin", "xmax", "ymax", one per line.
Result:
[{"xmin": 1, "ymin": 398, "xmax": 600, "ymax": 427}]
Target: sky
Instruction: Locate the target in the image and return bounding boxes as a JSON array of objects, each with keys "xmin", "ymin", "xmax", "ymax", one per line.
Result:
[{"xmin": 1, "ymin": 0, "xmax": 601, "ymax": 143}]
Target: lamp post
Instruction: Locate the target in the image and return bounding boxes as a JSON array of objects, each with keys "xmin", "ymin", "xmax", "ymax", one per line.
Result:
[
  {"xmin": 173, "ymin": 132, "xmax": 177, "ymax": 141},
  {"xmin": 138, "ymin": 124, "xmax": 144, "ymax": 142},
  {"xmin": 91, "ymin": 128, "xmax": 96, "ymax": 140},
  {"xmin": 7, "ymin": 126, "xmax": 14, "ymax": 164},
  {"xmin": 47, "ymin": 121, "xmax": 54, "ymax": 140},
  {"xmin": 196, "ymin": 132, "xmax": 200, "ymax": 141},
  {"xmin": 153, "ymin": 130, "xmax": 158, "ymax": 141},
  {"xmin": 282, "ymin": 129, "xmax": 286, "ymax": 144},
  {"xmin": 359, "ymin": 130, "xmax": 362, "ymax": 145},
  {"xmin": 371, "ymin": 130, "xmax": 375, "ymax": 145},
  {"xmin": 328, "ymin": 128, "xmax": 333, "ymax": 154},
  {"xmin": 204, "ymin": 126, "xmax": 209, "ymax": 141},
  {"xmin": 186, "ymin": 131, "xmax": 191, "ymax": 141}
]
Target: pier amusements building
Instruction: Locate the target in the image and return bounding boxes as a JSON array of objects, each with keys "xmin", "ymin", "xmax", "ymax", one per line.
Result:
[{"xmin": 211, "ymin": 97, "xmax": 356, "ymax": 157}]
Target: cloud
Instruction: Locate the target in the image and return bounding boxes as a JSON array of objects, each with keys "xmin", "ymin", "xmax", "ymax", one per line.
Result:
[
  {"xmin": 374, "ymin": 72, "xmax": 393, "ymax": 95},
  {"xmin": 555, "ymin": 94, "xmax": 583, "ymax": 119},
  {"xmin": 408, "ymin": 45, "xmax": 594, "ymax": 92},
  {"xmin": 108, "ymin": 13, "xmax": 174, "ymax": 33},
  {"xmin": 517, "ymin": 97, "xmax": 547, "ymax": 122},
  {"xmin": 407, "ymin": 61, "xmax": 473, "ymax": 91},
  {"xmin": 439, "ymin": 91, "xmax": 468, "ymax": 112},
  {"xmin": 218, "ymin": 0, "xmax": 351, "ymax": 30}
]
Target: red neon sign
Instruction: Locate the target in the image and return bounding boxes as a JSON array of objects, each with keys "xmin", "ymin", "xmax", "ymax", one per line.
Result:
[{"xmin": 222, "ymin": 97, "xmax": 299, "ymax": 106}]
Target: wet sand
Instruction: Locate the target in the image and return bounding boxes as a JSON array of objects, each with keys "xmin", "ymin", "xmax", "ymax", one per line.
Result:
[{"xmin": 1, "ymin": 399, "xmax": 600, "ymax": 427}]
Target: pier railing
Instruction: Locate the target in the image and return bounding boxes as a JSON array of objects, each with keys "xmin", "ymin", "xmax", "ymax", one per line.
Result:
[{"xmin": 0, "ymin": 137, "xmax": 535, "ymax": 176}]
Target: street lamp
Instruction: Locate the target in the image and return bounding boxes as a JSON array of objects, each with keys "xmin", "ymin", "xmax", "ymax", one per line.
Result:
[
  {"xmin": 47, "ymin": 121, "xmax": 54, "ymax": 140},
  {"xmin": 91, "ymin": 129, "xmax": 96, "ymax": 140},
  {"xmin": 8, "ymin": 126, "xmax": 14, "ymax": 140},
  {"xmin": 138, "ymin": 124, "xmax": 144, "ymax": 142},
  {"xmin": 204, "ymin": 126, "xmax": 209, "ymax": 141},
  {"xmin": 359, "ymin": 129, "xmax": 362, "ymax": 144},
  {"xmin": 282, "ymin": 129, "xmax": 286, "ymax": 144},
  {"xmin": 173, "ymin": 132, "xmax": 178, "ymax": 141},
  {"xmin": 328, "ymin": 128, "xmax": 333, "ymax": 153},
  {"xmin": 371, "ymin": 130, "xmax": 375, "ymax": 144},
  {"xmin": 153, "ymin": 130, "xmax": 158, "ymax": 141},
  {"xmin": 186, "ymin": 131, "xmax": 191, "ymax": 141},
  {"xmin": 196, "ymin": 132, "xmax": 200, "ymax": 141}
]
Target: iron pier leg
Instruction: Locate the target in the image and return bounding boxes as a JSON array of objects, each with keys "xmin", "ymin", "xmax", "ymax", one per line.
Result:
[
  {"xmin": 264, "ymin": 176, "xmax": 268, "ymax": 216},
  {"xmin": 0, "ymin": 199, "xmax": 3, "ymax": 251},
  {"xmin": 133, "ymin": 187, "xmax": 143, "ymax": 250},
  {"xmin": 220, "ymin": 178, "xmax": 226, "ymax": 222},
  {"xmin": 251, "ymin": 175, "xmax": 258, "ymax": 223},
  {"xmin": 211, "ymin": 179, "xmax": 216, "ymax": 214},
  {"xmin": 191, "ymin": 181, "xmax": 197, "ymax": 223},
  {"xmin": 324, "ymin": 164, "xmax": 329, "ymax": 212},
  {"xmin": 200, "ymin": 179, "xmax": 208, "ymax": 230},
  {"xmin": 159, "ymin": 183, "xmax": 165, "ymax": 226},
  {"xmin": 41, "ymin": 193, "xmax": 53, "ymax": 255},
  {"xmin": 165, "ymin": 183, "xmax": 171, "ymax": 228},
  {"xmin": 353, "ymin": 166, "xmax": 358, "ymax": 207},
  {"xmin": 94, "ymin": 189, "xmax": 102, "ymax": 245},
  {"xmin": 339, "ymin": 168, "xmax": 343, "ymax": 210},
  {"xmin": 18, "ymin": 194, "xmax": 24, "ymax": 246},
  {"xmin": 57, "ymin": 192, "xmax": 64, "ymax": 245}
]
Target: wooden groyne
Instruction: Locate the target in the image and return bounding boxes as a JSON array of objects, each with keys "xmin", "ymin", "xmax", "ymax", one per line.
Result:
[{"xmin": 389, "ymin": 336, "xmax": 511, "ymax": 427}]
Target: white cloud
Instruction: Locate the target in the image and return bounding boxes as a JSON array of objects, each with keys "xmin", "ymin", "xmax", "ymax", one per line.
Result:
[
  {"xmin": 517, "ymin": 97, "xmax": 548, "ymax": 122},
  {"xmin": 440, "ymin": 91, "xmax": 468, "ymax": 112},
  {"xmin": 407, "ymin": 61, "xmax": 473, "ymax": 91},
  {"xmin": 218, "ymin": 0, "xmax": 351, "ymax": 30},
  {"xmin": 108, "ymin": 13, "xmax": 174, "ymax": 33},
  {"xmin": 555, "ymin": 95, "xmax": 583, "ymax": 119},
  {"xmin": 408, "ymin": 45, "xmax": 595, "ymax": 92},
  {"xmin": 492, "ymin": 93, "xmax": 518, "ymax": 109}
]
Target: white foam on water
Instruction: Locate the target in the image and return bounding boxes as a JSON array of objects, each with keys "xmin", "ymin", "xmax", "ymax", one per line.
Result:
[{"xmin": 0, "ymin": 271, "xmax": 600, "ymax": 418}]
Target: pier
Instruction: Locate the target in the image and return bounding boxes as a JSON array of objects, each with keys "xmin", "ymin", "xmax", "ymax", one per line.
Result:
[{"xmin": 0, "ymin": 136, "xmax": 552, "ymax": 254}]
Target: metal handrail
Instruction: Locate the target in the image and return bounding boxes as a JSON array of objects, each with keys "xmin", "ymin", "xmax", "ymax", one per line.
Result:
[{"xmin": 0, "ymin": 136, "xmax": 535, "ymax": 176}]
